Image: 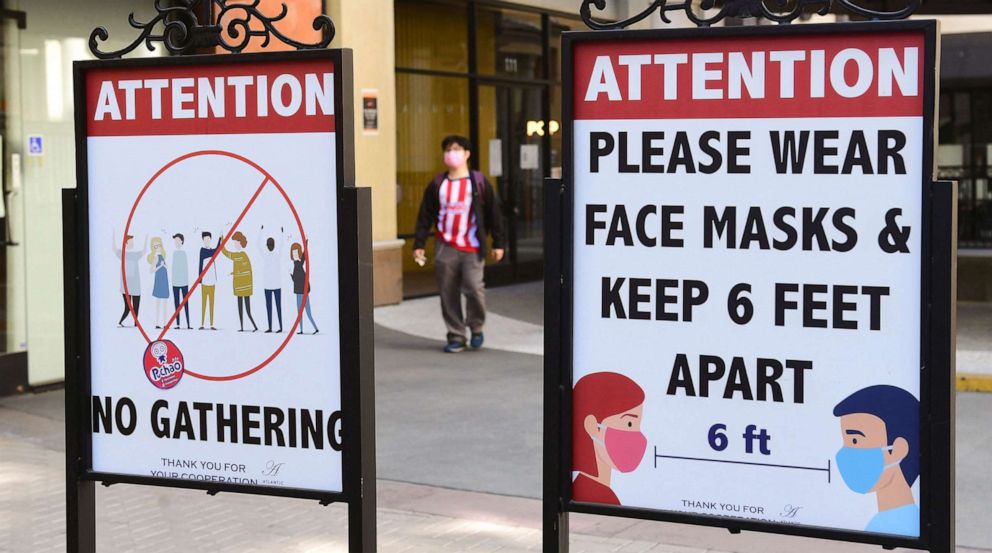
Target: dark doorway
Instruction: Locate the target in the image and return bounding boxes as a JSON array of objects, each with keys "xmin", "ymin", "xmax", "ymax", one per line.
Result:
[{"xmin": 478, "ymin": 83, "xmax": 545, "ymax": 284}]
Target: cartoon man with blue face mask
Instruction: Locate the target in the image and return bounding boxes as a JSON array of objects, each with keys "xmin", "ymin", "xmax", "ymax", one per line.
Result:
[{"xmin": 833, "ymin": 385, "xmax": 920, "ymax": 537}]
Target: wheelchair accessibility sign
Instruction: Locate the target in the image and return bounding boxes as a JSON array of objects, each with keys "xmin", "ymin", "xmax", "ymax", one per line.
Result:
[{"xmin": 27, "ymin": 135, "xmax": 43, "ymax": 156}]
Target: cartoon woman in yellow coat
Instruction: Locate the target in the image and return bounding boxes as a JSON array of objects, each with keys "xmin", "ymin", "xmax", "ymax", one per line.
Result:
[{"xmin": 222, "ymin": 231, "xmax": 258, "ymax": 332}]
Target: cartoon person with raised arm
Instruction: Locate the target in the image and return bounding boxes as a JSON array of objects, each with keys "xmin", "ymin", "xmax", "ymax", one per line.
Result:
[
  {"xmin": 222, "ymin": 230, "xmax": 259, "ymax": 332},
  {"xmin": 113, "ymin": 231, "xmax": 147, "ymax": 327},
  {"xmin": 170, "ymin": 233, "xmax": 191, "ymax": 330},
  {"xmin": 198, "ymin": 231, "xmax": 222, "ymax": 330},
  {"xmin": 572, "ymin": 372, "xmax": 647, "ymax": 506},
  {"xmin": 258, "ymin": 225, "xmax": 285, "ymax": 333},
  {"xmin": 833, "ymin": 385, "xmax": 920, "ymax": 537}
]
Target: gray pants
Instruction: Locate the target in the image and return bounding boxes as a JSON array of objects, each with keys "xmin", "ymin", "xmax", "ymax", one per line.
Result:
[{"xmin": 435, "ymin": 242, "xmax": 486, "ymax": 343}]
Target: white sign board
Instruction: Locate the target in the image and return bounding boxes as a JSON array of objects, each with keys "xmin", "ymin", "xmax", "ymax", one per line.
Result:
[
  {"xmin": 489, "ymin": 138, "xmax": 503, "ymax": 177},
  {"xmin": 82, "ymin": 55, "xmax": 343, "ymax": 493},
  {"xmin": 568, "ymin": 25, "xmax": 934, "ymax": 540},
  {"xmin": 521, "ymin": 143, "xmax": 540, "ymax": 170}
]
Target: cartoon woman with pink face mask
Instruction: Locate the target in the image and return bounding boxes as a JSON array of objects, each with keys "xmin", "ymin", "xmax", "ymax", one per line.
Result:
[{"xmin": 572, "ymin": 371, "xmax": 647, "ymax": 506}]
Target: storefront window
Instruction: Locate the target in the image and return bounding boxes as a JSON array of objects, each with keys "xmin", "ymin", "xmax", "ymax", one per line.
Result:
[
  {"xmin": 550, "ymin": 85, "xmax": 563, "ymax": 179},
  {"xmin": 549, "ymin": 17, "xmax": 577, "ymax": 83},
  {"xmin": 476, "ymin": 8, "xmax": 543, "ymax": 80},
  {"xmin": 396, "ymin": 72, "xmax": 470, "ymax": 294},
  {"xmin": 396, "ymin": 0, "xmax": 468, "ymax": 73},
  {"xmin": 939, "ymin": 90, "xmax": 992, "ymax": 247}
]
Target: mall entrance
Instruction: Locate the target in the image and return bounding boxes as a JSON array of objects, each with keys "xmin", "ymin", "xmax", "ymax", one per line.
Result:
[
  {"xmin": 479, "ymin": 83, "xmax": 545, "ymax": 281},
  {"xmin": 395, "ymin": 0, "xmax": 576, "ymax": 296}
]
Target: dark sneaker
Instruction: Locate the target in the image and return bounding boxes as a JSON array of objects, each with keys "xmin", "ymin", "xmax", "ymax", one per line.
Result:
[
  {"xmin": 470, "ymin": 333, "xmax": 484, "ymax": 349},
  {"xmin": 443, "ymin": 340, "xmax": 466, "ymax": 353}
]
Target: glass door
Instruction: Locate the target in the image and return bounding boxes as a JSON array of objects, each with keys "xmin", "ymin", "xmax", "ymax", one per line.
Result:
[
  {"xmin": 0, "ymin": 1, "xmax": 163, "ymax": 389},
  {"xmin": 0, "ymin": 13, "xmax": 28, "ymax": 392},
  {"xmin": 478, "ymin": 83, "xmax": 545, "ymax": 281}
]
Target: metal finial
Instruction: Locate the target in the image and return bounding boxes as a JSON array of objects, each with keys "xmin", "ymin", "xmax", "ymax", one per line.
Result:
[{"xmin": 580, "ymin": 0, "xmax": 921, "ymax": 30}]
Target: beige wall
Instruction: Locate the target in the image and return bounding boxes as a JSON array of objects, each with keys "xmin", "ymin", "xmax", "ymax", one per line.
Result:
[
  {"xmin": 330, "ymin": 0, "xmax": 398, "ymax": 244},
  {"xmin": 225, "ymin": 1, "xmax": 397, "ymax": 244},
  {"xmin": 913, "ymin": 15, "xmax": 992, "ymax": 34}
]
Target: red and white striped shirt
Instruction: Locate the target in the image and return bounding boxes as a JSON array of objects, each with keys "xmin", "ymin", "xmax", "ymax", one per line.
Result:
[{"xmin": 436, "ymin": 177, "xmax": 480, "ymax": 252}]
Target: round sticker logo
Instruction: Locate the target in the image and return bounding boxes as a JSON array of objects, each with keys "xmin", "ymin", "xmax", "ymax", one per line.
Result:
[{"xmin": 143, "ymin": 340, "xmax": 184, "ymax": 389}]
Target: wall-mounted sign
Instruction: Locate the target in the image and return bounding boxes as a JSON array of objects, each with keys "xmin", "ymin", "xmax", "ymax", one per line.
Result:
[
  {"xmin": 489, "ymin": 138, "xmax": 503, "ymax": 177},
  {"xmin": 361, "ymin": 88, "xmax": 378, "ymax": 135},
  {"xmin": 521, "ymin": 143, "xmax": 540, "ymax": 170},
  {"xmin": 546, "ymin": 20, "xmax": 954, "ymax": 553},
  {"xmin": 27, "ymin": 135, "xmax": 43, "ymax": 156}
]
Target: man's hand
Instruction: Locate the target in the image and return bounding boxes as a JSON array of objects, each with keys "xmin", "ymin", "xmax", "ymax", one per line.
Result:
[
  {"xmin": 491, "ymin": 248, "xmax": 505, "ymax": 262},
  {"xmin": 413, "ymin": 248, "xmax": 426, "ymax": 260}
]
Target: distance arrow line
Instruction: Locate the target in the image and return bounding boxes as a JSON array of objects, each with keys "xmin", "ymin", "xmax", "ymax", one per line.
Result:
[{"xmin": 654, "ymin": 448, "xmax": 832, "ymax": 483}]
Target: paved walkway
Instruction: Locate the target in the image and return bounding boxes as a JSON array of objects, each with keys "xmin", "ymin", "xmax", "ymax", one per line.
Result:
[
  {"xmin": 0, "ymin": 389, "xmax": 677, "ymax": 553},
  {"xmin": 958, "ymin": 302, "xmax": 992, "ymax": 374},
  {"xmin": 2, "ymin": 282, "xmax": 991, "ymax": 552},
  {"xmin": 2, "ymin": 390, "xmax": 984, "ymax": 553},
  {"xmin": 375, "ymin": 281, "xmax": 545, "ymax": 356}
]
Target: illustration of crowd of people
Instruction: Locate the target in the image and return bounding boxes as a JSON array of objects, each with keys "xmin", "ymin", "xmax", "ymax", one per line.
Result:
[{"xmin": 112, "ymin": 225, "xmax": 319, "ymax": 335}]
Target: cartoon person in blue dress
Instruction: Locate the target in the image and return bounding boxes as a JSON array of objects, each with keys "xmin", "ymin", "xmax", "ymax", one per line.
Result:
[
  {"xmin": 833, "ymin": 385, "xmax": 920, "ymax": 537},
  {"xmin": 148, "ymin": 236, "xmax": 171, "ymax": 329}
]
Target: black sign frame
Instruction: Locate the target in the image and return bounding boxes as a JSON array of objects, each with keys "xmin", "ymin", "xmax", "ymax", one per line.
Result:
[
  {"xmin": 544, "ymin": 20, "xmax": 954, "ymax": 553},
  {"xmin": 63, "ymin": 48, "xmax": 376, "ymax": 553}
]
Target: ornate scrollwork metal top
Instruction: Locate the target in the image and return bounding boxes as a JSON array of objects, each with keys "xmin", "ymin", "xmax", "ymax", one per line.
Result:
[
  {"xmin": 89, "ymin": 0, "xmax": 335, "ymax": 59},
  {"xmin": 580, "ymin": 0, "xmax": 921, "ymax": 30}
]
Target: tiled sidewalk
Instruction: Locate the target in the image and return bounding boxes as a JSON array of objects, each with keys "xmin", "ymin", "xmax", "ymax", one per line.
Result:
[
  {"xmin": 5, "ymin": 283, "xmax": 991, "ymax": 552},
  {"xmin": 0, "ymin": 420, "xmax": 696, "ymax": 553},
  {"xmin": 2, "ymin": 392, "xmax": 983, "ymax": 553}
]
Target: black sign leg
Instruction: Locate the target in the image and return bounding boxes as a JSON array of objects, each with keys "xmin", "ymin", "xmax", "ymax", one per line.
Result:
[
  {"xmin": 63, "ymin": 189, "xmax": 96, "ymax": 553},
  {"xmin": 66, "ymin": 355, "xmax": 96, "ymax": 553},
  {"xmin": 543, "ymin": 178, "xmax": 569, "ymax": 553},
  {"xmin": 66, "ymin": 479, "xmax": 96, "ymax": 553},
  {"xmin": 339, "ymin": 186, "xmax": 377, "ymax": 553},
  {"xmin": 928, "ymin": 180, "xmax": 956, "ymax": 553}
]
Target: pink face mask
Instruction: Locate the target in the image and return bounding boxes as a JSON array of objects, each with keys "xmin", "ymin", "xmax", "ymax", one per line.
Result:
[
  {"xmin": 597, "ymin": 425, "xmax": 647, "ymax": 473},
  {"xmin": 444, "ymin": 150, "xmax": 466, "ymax": 169}
]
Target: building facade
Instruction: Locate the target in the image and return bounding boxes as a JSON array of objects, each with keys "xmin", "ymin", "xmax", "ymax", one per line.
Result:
[{"xmin": 0, "ymin": 0, "xmax": 990, "ymax": 392}]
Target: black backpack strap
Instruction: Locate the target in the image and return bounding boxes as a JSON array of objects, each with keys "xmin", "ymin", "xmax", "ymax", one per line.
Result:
[
  {"xmin": 471, "ymin": 170, "xmax": 488, "ymax": 194},
  {"xmin": 432, "ymin": 171, "xmax": 447, "ymax": 188}
]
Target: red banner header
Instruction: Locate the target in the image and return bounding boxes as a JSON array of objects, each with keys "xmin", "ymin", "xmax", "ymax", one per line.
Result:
[
  {"xmin": 573, "ymin": 31, "xmax": 924, "ymax": 120},
  {"xmin": 85, "ymin": 59, "xmax": 335, "ymax": 137}
]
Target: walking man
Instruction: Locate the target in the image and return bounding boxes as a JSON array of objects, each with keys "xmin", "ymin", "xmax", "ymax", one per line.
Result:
[{"xmin": 413, "ymin": 135, "xmax": 505, "ymax": 353}]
